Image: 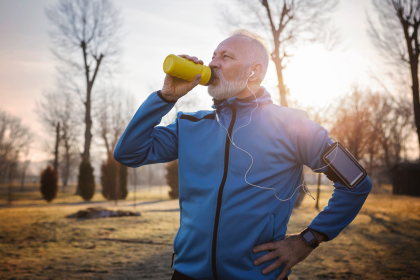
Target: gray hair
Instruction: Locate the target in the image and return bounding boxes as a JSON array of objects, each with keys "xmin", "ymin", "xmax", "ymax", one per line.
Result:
[{"xmin": 229, "ymin": 29, "xmax": 270, "ymax": 83}]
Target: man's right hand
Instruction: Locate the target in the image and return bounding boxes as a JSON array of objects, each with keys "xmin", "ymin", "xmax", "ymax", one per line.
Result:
[{"xmin": 160, "ymin": 54, "xmax": 203, "ymax": 102}]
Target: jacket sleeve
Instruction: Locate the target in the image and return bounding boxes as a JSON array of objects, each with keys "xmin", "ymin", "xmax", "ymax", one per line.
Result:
[
  {"xmin": 293, "ymin": 111, "xmax": 372, "ymax": 241},
  {"xmin": 113, "ymin": 90, "xmax": 179, "ymax": 168}
]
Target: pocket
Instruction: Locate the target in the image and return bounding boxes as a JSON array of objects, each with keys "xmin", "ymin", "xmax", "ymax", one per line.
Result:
[
  {"xmin": 252, "ymin": 214, "xmax": 276, "ymax": 262},
  {"xmin": 173, "ymin": 224, "xmax": 183, "ymax": 254},
  {"xmin": 270, "ymin": 214, "xmax": 275, "ymax": 241}
]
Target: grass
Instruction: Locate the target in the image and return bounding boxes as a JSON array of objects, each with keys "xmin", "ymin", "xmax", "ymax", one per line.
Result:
[{"xmin": 0, "ymin": 184, "xmax": 419, "ymax": 279}]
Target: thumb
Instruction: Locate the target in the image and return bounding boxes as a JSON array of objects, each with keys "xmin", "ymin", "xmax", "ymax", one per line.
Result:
[
  {"xmin": 187, "ymin": 74, "xmax": 201, "ymax": 91},
  {"xmin": 193, "ymin": 74, "xmax": 201, "ymax": 85}
]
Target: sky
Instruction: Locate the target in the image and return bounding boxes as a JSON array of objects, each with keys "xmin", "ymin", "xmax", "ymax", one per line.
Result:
[{"xmin": 0, "ymin": 0, "xmax": 394, "ymax": 163}]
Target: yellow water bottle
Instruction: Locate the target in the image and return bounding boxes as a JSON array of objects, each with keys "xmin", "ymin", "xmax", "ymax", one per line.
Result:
[{"xmin": 163, "ymin": 54, "xmax": 214, "ymax": 86}]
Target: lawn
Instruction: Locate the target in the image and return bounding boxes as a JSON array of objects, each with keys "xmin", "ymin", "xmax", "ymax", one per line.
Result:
[{"xmin": 0, "ymin": 184, "xmax": 419, "ymax": 279}]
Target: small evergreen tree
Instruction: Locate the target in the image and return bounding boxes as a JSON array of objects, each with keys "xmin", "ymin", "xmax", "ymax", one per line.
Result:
[
  {"xmin": 40, "ymin": 165, "xmax": 58, "ymax": 202},
  {"xmin": 119, "ymin": 164, "xmax": 128, "ymax": 199},
  {"xmin": 165, "ymin": 160, "xmax": 179, "ymax": 199},
  {"xmin": 101, "ymin": 157, "xmax": 117, "ymax": 200},
  {"xmin": 100, "ymin": 157, "xmax": 128, "ymax": 200},
  {"xmin": 78, "ymin": 160, "xmax": 95, "ymax": 201}
]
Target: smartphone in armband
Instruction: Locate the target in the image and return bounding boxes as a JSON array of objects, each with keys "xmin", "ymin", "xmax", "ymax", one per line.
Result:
[{"xmin": 321, "ymin": 142, "xmax": 367, "ymax": 189}]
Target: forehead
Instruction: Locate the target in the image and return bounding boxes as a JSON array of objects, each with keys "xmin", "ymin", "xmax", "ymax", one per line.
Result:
[{"xmin": 213, "ymin": 36, "xmax": 250, "ymax": 56}]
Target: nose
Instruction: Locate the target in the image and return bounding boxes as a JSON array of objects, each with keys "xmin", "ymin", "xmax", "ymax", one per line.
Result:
[{"xmin": 208, "ymin": 56, "xmax": 220, "ymax": 69}]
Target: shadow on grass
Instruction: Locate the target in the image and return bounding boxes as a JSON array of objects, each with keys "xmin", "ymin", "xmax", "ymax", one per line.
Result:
[
  {"xmin": 105, "ymin": 245, "xmax": 175, "ymax": 280},
  {"xmin": 0, "ymin": 199, "xmax": 173, "ymax": 209}
]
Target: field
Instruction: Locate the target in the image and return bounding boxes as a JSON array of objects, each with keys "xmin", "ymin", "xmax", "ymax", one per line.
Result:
[{"xmin": 0, "ymin": 184, "xmax": 419, "ymax": 280}]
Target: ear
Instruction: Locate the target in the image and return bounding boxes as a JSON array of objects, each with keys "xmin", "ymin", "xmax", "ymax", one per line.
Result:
[{"xmin": 249, "ymin": 63, "xmax": 263, "ymax": 82}]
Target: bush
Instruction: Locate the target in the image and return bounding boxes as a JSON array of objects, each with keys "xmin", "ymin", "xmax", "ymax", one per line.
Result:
[
  {"xmin": 78, "ymin": 160, "xmax": 95, "ymax": 201},
  {"xmin": 119, "ymin": 164, "xmax": 128, "ymax": 199},
  {"xmin": 40, "ymin": 165, "xmax": 58, "ymax": 202},
  {"xmin": 165, "ymin": 160, "xmax": 179, "ymax": 199},
  {"xmin": 100, "ymin": 156, "xmax": 128, "ymax": 200}
]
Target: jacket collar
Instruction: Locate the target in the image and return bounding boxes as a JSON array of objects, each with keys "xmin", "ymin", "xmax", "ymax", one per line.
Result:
[{"xmin": 211, "ymin": 86, "xmax": 273, "ymax": 116}]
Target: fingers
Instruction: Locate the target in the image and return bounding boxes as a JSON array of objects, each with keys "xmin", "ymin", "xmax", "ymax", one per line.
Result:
[
  {"xmin": 253, "ymin": 242, "xmax": 277, "ymax": 253},
  {"xmin": 276, "ymin": 263, "xmax": 293, "ymax": 280},
  {"xmin": 178, "ymin": 54, "xmax": 203, "ymax": 65},
  {"xmin": 254, "ymin": 251, "xmax": 277, "ymax": 266},
  {"xmin": 262, "ymin": 258, "xmax": 284, "ymax": 275}
]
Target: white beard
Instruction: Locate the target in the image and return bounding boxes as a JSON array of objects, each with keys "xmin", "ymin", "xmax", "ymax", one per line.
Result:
[{"xmin": 207, "ymin": 68, "xmax": 249, "ymax": 100}]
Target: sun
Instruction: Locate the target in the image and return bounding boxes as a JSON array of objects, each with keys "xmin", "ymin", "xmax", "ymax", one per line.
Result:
[{"xmin": 264, "ymin": 44, "xmax": 359, "ymax": 108}]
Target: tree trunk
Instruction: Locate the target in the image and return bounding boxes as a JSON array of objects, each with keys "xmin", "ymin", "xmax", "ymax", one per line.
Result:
[
  {"xmin": 410, "ymin": 61, "xmax": 420, "ymax": 163},
  {"xmin": 20, "ymin": 168, "xmax": 26, "ymax": 192},
  {"xmin": 369, "ymin": 150, "xmax": 374, "ymax": 176},
  {"xmin": 63, "ymin": 141, "xmax": 70, "ymax": 191},
  {"xmin": 272, "ymin": 53, "xmax": 288, "ymax": 107},
  {"xmin": 133, "ymin": 168, "xmax": 137, "ymax": 210},
  {"xmin": 315, "ymin": 173, "xmax": 321, "ymax": 210},
  {"xmin": 383, "ymin": 140, "xmax": 390, "ymax": 170},
  {"xmin": 20, "ymin": 160, "xmax": 29, "ymax": 192},
  {"xmin": 294, "ymin": 171, "xmax": 305, "ymax": 208},
  {"xmin": 53, "ymin": 122, "xmax": 60, "ymax": 171},
  {"xmin": 82, "ymin": 84, "xmax": 92, "ymax": 162}
]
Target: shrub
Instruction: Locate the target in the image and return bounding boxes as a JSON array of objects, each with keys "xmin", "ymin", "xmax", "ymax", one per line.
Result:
[
  {"xmin": 165, "ymin": 160, "xmax": 179, "ymax": 199},
  {"xmin": 40, "ymin": 165, "xmax": 58, "ymax": 202},
  {"xmin": 101, "ymin": 157, "xmax": 117, "ymax": 200},
  {"xmin": 100, "ymin": 157, "xmax": 128, "ymax": 200},
  {"xmin": 119, "ymin": 164, "xmax": 128, "ymax": 199},
  {"xmin": 78, "ymin": 160, "xmax": 95, "ymax": 201}
]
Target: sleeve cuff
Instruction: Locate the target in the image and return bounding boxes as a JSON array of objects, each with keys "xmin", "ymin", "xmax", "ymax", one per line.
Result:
[
  {"xmin": 309, "ymin": 227, "xmax": 330, "ymax": 242},
  {"xmin": 157, "ymin": 90, "xmax": 177, "ymax": 103}
]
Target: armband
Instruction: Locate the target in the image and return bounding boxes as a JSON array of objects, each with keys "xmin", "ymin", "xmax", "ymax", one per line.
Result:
[{"xmin": 321, "ymin": 142, "xmax": 367, "ymax": 189}]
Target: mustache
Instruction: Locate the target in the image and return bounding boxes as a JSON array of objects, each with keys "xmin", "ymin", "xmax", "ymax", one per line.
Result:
[{"xmin": 211, "ymin": 68, "xmax": 221, "ymax": 79}]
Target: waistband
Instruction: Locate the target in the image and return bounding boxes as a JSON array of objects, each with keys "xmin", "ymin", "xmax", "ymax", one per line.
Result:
[{"xmin": 171, "ymin": 269, "xmax": 289, "ymax": 280}]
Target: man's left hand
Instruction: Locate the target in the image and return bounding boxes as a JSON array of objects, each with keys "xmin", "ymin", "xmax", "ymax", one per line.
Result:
[{"xmin": 253, "ymin": 233, "xmax": 322, "ymax": 280}]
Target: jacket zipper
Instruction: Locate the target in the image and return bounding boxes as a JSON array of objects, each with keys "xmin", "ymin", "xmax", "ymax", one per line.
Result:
[{"xmin": 212, "ymin": 104, "xmax": 237, "ymax": 280}]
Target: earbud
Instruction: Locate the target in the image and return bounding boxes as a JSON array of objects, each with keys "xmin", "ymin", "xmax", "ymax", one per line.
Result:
[{"xmin": 249, "ymin": 71, "xmax": 254, "ymax": 78}]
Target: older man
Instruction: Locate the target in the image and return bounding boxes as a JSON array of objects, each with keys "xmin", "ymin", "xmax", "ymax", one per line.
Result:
[{"xmin": 114, "ymin": 30, "xmax": 372, "ymax": 280}]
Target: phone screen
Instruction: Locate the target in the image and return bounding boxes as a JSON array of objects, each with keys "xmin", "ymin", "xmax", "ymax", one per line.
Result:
[{"xmin": 325, "ymin": 146, "xmax": 364, "ymax": 186}]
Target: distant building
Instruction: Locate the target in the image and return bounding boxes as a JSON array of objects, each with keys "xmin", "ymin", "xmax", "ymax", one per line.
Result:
[{"xmin": 391, "ymin": 163, "xmax": 420, "ymax": 196}]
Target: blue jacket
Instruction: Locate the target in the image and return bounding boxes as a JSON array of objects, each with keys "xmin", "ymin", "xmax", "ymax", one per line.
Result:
[{"xmin": 114, "ymin": 87, "xmax": 372, "ymax": 280}]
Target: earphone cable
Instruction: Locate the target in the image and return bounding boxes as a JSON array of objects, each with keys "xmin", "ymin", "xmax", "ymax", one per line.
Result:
[{"xmin": 215, "ymin": 73, "xmax": 339, "ymax": 202}]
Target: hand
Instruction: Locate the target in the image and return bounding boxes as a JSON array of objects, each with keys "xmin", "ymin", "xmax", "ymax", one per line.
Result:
[
  {"xmin": 160, "ymin": 54, "xmax": 204, "ymax": 101},
  {"xmin": 253, "ymin": 233, "xmax": 321, "ymax": 280}
]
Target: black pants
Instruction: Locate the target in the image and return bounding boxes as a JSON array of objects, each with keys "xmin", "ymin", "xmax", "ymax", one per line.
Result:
[{"xmin": 171, "ymin": 270, "xmax": 288, "ymax": 280}]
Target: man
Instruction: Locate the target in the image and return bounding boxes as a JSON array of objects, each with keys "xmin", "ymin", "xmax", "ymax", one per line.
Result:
[{"xmin": 114, "ymin": 29, "xmax": 372, "ymax": 280}]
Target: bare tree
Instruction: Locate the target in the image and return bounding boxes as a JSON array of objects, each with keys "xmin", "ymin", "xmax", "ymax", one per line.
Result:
[
  {"xmin": 96, "ymin": 87, "xmax": 134, "ymax": 159},
  {"xmin": 36, "ymin": 84, "xmax": 81, "ymax": 190},
  {"xmin": 330, "ymin": 87, "xmax": 372, "ymax": 161},
  {"xmin": 375, "ymin": 94, "xmax": 414, "ymax": 170},
  {"xmin": 19, "ymin": 146, "xmax": 31, "ymax": 191},
  {"xmin": 46, "ymin": 0, "xmax": 122, "ymax": 163},
  {"xmin": 304, "ymin": 105, "xmax": 333, "ymax": 209},
  {"xmin": 217, "ymin": 0, "xmax": 340, "ymax": 107},
  {"xmin": 328, "ymin": 87, "xmax": 415, "ymax": 184},
  {"xmin": 147, "ymin": 84, "xmax": 201, "ymax": 126},
  {"xmin": 0, "ymin": 109, "xmax": 32, "ymax": 202},
  {"xmin": 368, "ymin": 0, "xmax": 420, "ymax": 161},
  {"xmin": 35, "ymin": 91, "xmax": 62, "ymax": 172},
  {"xmin": 364, "ymin": 93, "xmax": 391, "ymax": 175},
  {"xmin": 59, "ymin": 90, "xmax": 81, "ymax": 190}
]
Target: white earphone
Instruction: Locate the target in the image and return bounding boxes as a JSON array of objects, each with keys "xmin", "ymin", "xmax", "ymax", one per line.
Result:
[{"xmin": 214, "ymin": 68, "xmax": 339, "ymax": 202}]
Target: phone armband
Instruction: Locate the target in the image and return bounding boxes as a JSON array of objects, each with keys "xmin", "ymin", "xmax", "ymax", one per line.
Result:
[{"xmin": 321, "ymin": 142, "xmax": 367, "ymax": 189}]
